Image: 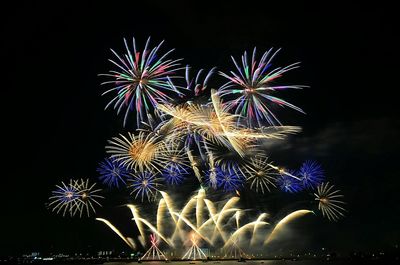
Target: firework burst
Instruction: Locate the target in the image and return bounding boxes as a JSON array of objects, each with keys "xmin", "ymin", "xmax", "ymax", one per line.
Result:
[
  {"xmin": 74, "ymin": 179, "xmax": 104, "ymax": 217},
  {"xmin": 100, "ymin": 37, "xmax": 183, "ymax": 127},
  {"xmin": 128, "ymin": 171, "xmax": 161, "ymax": 202},
  {"xmin": 49, "ymin": 179, "xmax": 104, "ymax": 217},
  {"xmin": 218, "ymin": 47, "xmax": 306, "ymax": 128},
  {"xmin": 159, "ymin": 142, "xmax": 190, "ymax": 185},
  {"xmin": 106, "ymin": 132, "xmax": 168, "ymax": 172},
  {"xmin": 216, "ymin": 166, "xmax": 244, "ymax": 192},
  {"xmin": 48, "ymin": 180, "xmax": 80, "ymax": 217},
  {"xmin": 315, "ymin": 182, "xmax": 346, "ymax": 221},
  {"xmin": 242, "ymin": 156, "xmax": 277, "ymax": 193},
  {"xmin": 162, "ymin": 164, "xmax": 188, "ymax": 185},
  {"xmin": 276, "ymin": 170, "xmax": 303, "ymax": 193},
  {"xmin": 299, "ymin": 160, "xmax": 325, "ymax": 189},
  {"xmin": 97, "ymin": 157, "xmax": 131, "ymax": 188}
]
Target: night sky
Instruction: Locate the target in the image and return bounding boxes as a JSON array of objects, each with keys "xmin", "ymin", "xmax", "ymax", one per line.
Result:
[{"xmin": 2, "ymin": 1, "xmax": 399, "ymax": 256}]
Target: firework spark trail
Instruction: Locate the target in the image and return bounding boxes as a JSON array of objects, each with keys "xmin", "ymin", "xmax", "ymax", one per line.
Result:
[
  {"xmin": 172, "ymin": 212, "xmax": 213, "ymax": 245},
  {"xmin": 211, "ymin": 89, "xmax": 247, "ymax": 157},
  {"xmin": 140, "ymin": 234, "xmax": 168, "ymax": 261},
  {"xmin": 211, "ymin": 197, "xmax": 240, "ymax": 242},
  {"xmin": 235, "ymin": 210, "xmax": 241, "ymax": 229},
  {"xmin": 264, "ymin": 209, "xmax": 314, "ymax": 245},
  {"xmin": 206, "ymin": 150, "xmax": 218, "ymax": 189},
  {"xmin": 196, "ymin": 188, "xmax": 206, "ymax": 228},
  {"xmin": 276, "ymin": 169, "xmax": 303, "ymax": 193},
  {"xmin": 187, "ymin": 149, "xmax": 201, "ymax": 182},
  {"xmin": 224, "ymin": 125, "xmax": 301, "ymax": 139},
  {"xmin": 224, "ymin": 236, "xmax": 249, "ymax": 259},
  {"xmin": 98, "ymin": 191, "xmax": 318, "ymax": 257},
  {"xmin": 250, "ymin": 213, "xmax": 269, "ymax": 246},
  {"xmin": 133, "ymin": 217, "xmax": 173, "ymax": 247},
  {"xmin": 171, "ymin": 197, "xmax": 197, "ymax": 242},
  {"xmin": 203, "ymin": 199, "xmax": 227, "ymax": 243},
  {"xmin": 268, "ymin": 163, "xmax": 301, "ymax": 181},
  {"xmin": 203, "ymin": 199, "xmax": 217, "ymax": 225},
  {"xmin": 127, "ymin": 204, "xmax": 146, "ymax": 247},
  {"xmin": 159, "ymin": 191, "xmax": 177, "ymax": 223},
  {"xmin": 156, "ymin": 198, "xmax": 166, "ymax": 235},
  {"xmin": 198, "ymin": 208, "xmax": 240, "ymax": 235},
  {"xmin": 223, "ymin": 220, "xmax": 269, "ymax": 248},
  {"xmin": 181, "ymin": 233, "xmax": 208, "ymax": 260},
  {"xmin": 96, "ymin": 218, "xmax": 136, "ymax": 249}
]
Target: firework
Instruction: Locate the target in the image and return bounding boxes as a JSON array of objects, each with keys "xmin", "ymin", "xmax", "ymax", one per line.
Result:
[
  {"xmin": 299, "ymin": 160, "xmax": 325, "ymax": 189},
  {"xmin": 51, "ymin": 36, "xmax": 348, "ymax": 257},
  {"xmin": 49, "ymin": 179, "xmax": 103, "ymax": 217},
  {"xmin": 106, "ymin": 132, "xmax": 167, "ymax": 172},
  {"xmin": 182, "ymin": 232, "xmax": 208, "ymax": 260},
  {"xmin": 162, "ymin": 164, "xmax": 188, "ymax": 185},
  {"xmin": 128, "ymin": 171, "xmax": 161, "ymax": 202},
  {"xmin": 100, "ymin": 37, "xmax": 184, "ymax": 127},
  {"xmin": 96, "ymin": 157, "xmax": 131, "ymax": 188},
  {"xmin": 315, "ymin": 182, "xmax": 346, "ymax": 221},
  {"xmin": 264, "ymin": 210, "xmax": 313, "ymax": 245},
  {"xmin": 168, "ymin": 65, "xmax": 216, "ymax": 100},
  {"xmin": 276, "ymin": 170, "xmax": 303, "ymax": 193},
  {"xmin": 96, "ymin": 218, "xmax": 136, "ymax": 249},
  {"xmin": 218, "ymin": 47, "xmax": 305, "ymax": 128},
  {"xmin": 242, "ymin": 156, "xmax": 277, "ymax": 193},
  {"xmin": 161, "ymin": 144, "xmax": 190, "ymax": 183},
  {"xmin": 205, "ymin": 166, "xmax": 244, "ymax": 192},
  {"xmin": 98, "ymin": 190, "xmax": 316, "ymax": 259},
  {"xmin": 48, "ymin": 179, "xmax": 80, "ymax": 217},
  {"xmin": 74, "ymin": 178, "xmax": 104, "ymax": 217},
  {"xmin": 141, "ymin": 234, "xmax": 168, "ymax": 261},
  {"xmin": 218, "ymin": 167, "xmax": 244, "ymax": 192}
]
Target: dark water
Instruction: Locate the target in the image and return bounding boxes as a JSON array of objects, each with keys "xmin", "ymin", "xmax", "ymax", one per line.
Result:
[
  {"xmin": 99, "ymin": 260, "xmax": 394, "ymax": 265},
  {"xmin": 12, "ymin": 260, "xmax": 394, "ymax": 265}
]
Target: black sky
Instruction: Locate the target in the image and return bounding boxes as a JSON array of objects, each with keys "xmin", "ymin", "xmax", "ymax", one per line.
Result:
[{"xmin": 1, "ymin": 1, "xmax": 399, "ymax": 256}]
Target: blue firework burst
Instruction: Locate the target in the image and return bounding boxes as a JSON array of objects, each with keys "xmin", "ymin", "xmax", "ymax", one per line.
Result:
[
  {"xmin": 299, "ymin": 160, "xmax": 325, "ymax": 189},
  {"xmin": 162, "ymin": 164, "xmax": 189, "ymax": 185},
  {"xmin": 48, "ymin": 180, "xmax": 80, "ymax": 216},
  {"xmin": 128, "ymin": 171, "xmax": 161, "ymax": 202},
  {"xmin": 97, "ymin": 157, "xmax": 131, "ymax": 188},
  {"xmin": 217, "ymin": 167, "xmax": 244, "ymax": 192},
  {"xmin": 276, "ymin": 170, "xmax": 303, "ymax": 193},
  {"xmin": 205, "ymin": 166, "xmax": 243, "ymax": 192}
]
